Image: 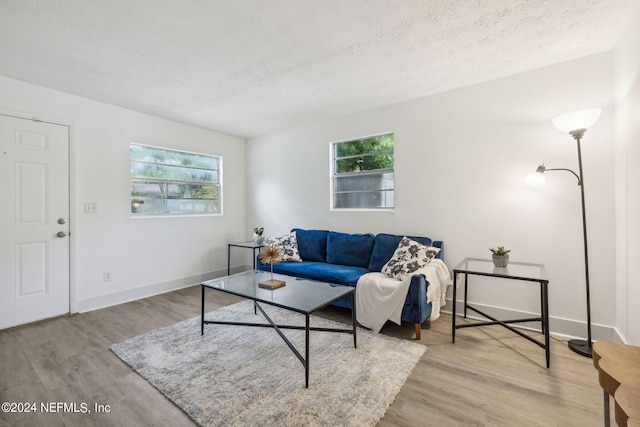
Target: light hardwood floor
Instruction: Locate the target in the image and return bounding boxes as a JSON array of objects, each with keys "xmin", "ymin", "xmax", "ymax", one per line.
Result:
[{"xmin": 0, "ymin": 285, "xmax": 607, "ymax": 426}]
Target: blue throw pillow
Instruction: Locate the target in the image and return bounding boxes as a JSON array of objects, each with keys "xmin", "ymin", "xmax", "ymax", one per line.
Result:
[
  {"xmin": 292, "ymin": 229, "xmax": 329, "ymax": 262},
  {"xmin": 326, "ymin": 232, "xmax": 375, "ymax": 268}
]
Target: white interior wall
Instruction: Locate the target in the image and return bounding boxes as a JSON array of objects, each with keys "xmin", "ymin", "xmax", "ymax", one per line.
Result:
[
  {"xmin": 613, "ymin": 4, "xmax": 640, "ymax": 345},
  {"xmin": 0, "ymin": 75, "xmax": 247, "ymax": 312},
  {"xmin": 2, "ymin": 25, "xmax": 634, "ymax": 343},
  {"xmin": 246, "ymin": 53, "xmax": 617, "ymax": 340}
]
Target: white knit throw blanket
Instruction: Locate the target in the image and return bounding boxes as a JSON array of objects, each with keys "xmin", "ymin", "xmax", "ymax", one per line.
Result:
[{"xmin": 355, "ymin": 259, "xmax": 452, "ymax": 333}]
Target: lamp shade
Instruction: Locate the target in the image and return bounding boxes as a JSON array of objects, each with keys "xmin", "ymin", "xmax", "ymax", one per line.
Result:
[
  {"xmin": 552, "ymin": 108, "xmax": 601, "ymax": 133},
  {"xmin": 524, "ymin": 171, "xmax": 546, "ymax": 187}
]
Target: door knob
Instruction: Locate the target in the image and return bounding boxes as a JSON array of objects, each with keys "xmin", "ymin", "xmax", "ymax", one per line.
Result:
[
  {"xmin": 57, "ymin": 231, "xmax": 67, "ymax": 238},
  {"xmin": 57, "ymin": 218, "xmax": 66, "ymax": 224}
]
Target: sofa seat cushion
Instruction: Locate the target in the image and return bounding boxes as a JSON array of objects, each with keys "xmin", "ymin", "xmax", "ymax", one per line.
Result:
[
  {"xmin": 326, "ymin": 231, "xmax": 375, "ymax": 269},
  {"xmin": 260, "ymin": 261, "xmax": 368, "ymax": 287}
]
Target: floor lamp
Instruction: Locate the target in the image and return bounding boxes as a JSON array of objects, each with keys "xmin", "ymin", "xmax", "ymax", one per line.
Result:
[{"xmin": 525, "ymin": 108, "xmax": 601, "ymax": 359}]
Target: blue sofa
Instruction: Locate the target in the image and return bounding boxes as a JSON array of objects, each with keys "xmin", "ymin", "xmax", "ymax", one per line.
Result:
[{"xmin": 257, "ymin": 228, "xmax": 444, "ymax": 339}]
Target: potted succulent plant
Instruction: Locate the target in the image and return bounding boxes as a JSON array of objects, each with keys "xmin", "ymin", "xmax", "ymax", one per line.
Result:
[
  {"xmin": 253, "ymin": 227, "xmax": 265, "ymax": 244},
  {"xmin": 489, "ymin": 246, "xmax": 511, "ymax": 267}
]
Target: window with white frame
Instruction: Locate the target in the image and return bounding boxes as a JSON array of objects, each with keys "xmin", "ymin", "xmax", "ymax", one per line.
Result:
[
  {"xmin": 130, "ymin": 144, "xmax": 221, "ymax": 215},
  {"xmin": 331, "ymin": 133, "xmax": 394, "ymax": 209}
]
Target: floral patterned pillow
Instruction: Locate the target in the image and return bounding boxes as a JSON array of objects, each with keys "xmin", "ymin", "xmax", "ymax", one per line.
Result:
[
  {"xmin": 381, "ymin": 237, "xmax": 441, "ymax": 280},
  {"xmin": 265, "ymin": 232, "xmax": 302, "ymax": 262}
]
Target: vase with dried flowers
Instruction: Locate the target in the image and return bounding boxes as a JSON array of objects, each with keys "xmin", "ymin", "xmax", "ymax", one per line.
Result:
[{"xmin": 258, "ymin": 244, "xmax": 286, "ymax": 289}]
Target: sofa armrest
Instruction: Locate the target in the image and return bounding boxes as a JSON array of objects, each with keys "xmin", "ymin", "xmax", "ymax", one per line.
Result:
[{"xmin": 401, "ymin": 273, "xmax": 432, "ymax": 325}]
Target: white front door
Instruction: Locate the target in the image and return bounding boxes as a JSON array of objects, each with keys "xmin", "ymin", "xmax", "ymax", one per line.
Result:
[{"xmin": 0, "ymin": 115, "xmax": 70, "ymax": 330}]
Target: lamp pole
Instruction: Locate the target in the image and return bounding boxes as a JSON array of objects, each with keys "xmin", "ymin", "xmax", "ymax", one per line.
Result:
[
  {"xmin": 528, "ymin": 108, "xmax": 600, "ymax": 358},
  {"xmin": 568, "ymin": 128, "xmax": 593, "ymax": 358},
  {"xmin": 525, "ymin": 132, "xmax": 593, "ymax": 358}
]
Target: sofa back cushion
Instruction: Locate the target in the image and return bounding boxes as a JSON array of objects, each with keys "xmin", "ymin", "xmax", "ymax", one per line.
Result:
[
  {"xmin": 326, "ymin": 231, "xmax": 375, "ymax": 268},
  {"xmin": 291, "ymin": 229, "xmax": 329, "ymax": 262},
  {"xmin": 368, "ymin": 233, "xmax": 434, "ymax": 272}
]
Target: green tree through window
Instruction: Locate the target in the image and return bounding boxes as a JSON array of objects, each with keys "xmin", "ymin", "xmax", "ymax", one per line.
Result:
[
  {"xmin": 332, "ymin": 133, "xmax": 394, "ymax": 209},
  {"xmin": 130, "ymin": 144, "xmax": 221, "ymax": 215}
]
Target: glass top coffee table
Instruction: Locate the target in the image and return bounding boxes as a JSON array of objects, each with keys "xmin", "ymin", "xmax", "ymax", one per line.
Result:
[{"xmin": 201, "ymin": 270, "xmax": 357, "ymax": 388}]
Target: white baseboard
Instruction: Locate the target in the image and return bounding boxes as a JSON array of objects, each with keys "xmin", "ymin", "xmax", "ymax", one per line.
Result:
[
  {"xmin": 442, "ymin": 299, "xmax": 616, "ymax": 342},
  {"xmin": 76, "ymin": 265, "xmax": 251, "ymax": 313},
  {"xmin": 76, "ymin": 274, "xmax": 618, "ymax": 343},
  {"xmin": 612, "ymin": 327, "xmax": 627, "ymax": 344}
]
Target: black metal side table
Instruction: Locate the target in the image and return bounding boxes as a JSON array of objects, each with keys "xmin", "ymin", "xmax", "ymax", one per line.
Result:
[
  {"xmin": 227, "ymin": 241, "xmax": 264, "ymax": 275},
  {"xmin": 452, "ymin": 258, "xmax": 550, "ymax": 368}
]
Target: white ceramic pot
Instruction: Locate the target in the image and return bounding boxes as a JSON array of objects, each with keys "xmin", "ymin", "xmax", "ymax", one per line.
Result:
[{"xmin": 492, "ymin": 254, "xmax": 509, "ymax": 267}]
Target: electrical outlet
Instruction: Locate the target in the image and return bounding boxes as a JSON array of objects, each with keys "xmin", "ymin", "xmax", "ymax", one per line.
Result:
[
  {"xmin": 85, "ymin": 202, "xmax": 98, "ymax": 213},
  {"xmin": 103, "ymin": 271, "xmax": 112, "ymax": 282}
]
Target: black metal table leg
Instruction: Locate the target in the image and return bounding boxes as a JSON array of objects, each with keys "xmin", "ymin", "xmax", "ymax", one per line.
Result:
[
  {"xmin": 452, "ymin": 272, "xmax": 457, "ymax": 343},
  {"xmin": 252, "ymin": 247, "xmax": 257, "ymax": 270},
  {"xmin": 540, "ymin": 283, "xmax": 545, "ymax": 335},
  {"xmin": 542, "ymin": 281, "xmax": 550, "ymax": 368},
  {"xmin": 463, "ymin": 272, "xmax": 468, "ymax": 319},
  {"xmin": 227, "ymin": 244, "xmax": 231, "ymax": 275},
  {"xmin": 201, "ymin": 285, "xmax": 205, "ymax": 335},
  {"xmin": 352, "ymin": 292, "xmax": 357, "ymax": 348},
  {"xmin": 305, "ymin": 314, "xmax": 310, "ymax": 389}
]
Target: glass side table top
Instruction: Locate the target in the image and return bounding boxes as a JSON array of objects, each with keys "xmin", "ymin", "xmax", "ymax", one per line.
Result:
[
  {"xmin": 228, "ymin": 240, "xmax": 264, "ymax": 248},
  {"xmin": 453, "ymin": 258, "xmax": 548, "ymax": 283},
  {"xmin": 202, "ymin": 270, "xmax": 354, "ymax": 313}
]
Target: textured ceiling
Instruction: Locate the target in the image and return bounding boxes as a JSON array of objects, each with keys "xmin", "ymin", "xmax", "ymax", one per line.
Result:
[{"xmin": 0, "ymin": 0, "xmax": 637, "ymax": 138}]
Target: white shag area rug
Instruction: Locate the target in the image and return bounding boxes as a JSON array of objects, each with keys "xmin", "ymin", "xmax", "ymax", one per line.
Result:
[{"xmin": 111, "ymin": 300, "xmax": 426, "ymax": 427}]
